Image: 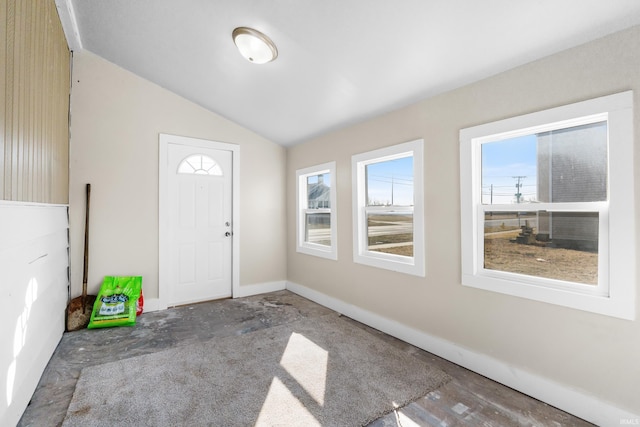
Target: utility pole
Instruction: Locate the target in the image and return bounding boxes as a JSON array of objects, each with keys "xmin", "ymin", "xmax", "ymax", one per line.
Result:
[
  {"xmin": 513, "ymin": 176, "xmax": 526, "ymax": 204},
  {"xmin": 513, "ymin": 176, "xmax": 526, "ymax": 227},
  {"xmin": 391, "ymin": 176, "xmax": 394, "ymax": 206},
  {"xmin": 490, "ymin": 184, "xmax": 493, "ymax": 217}
]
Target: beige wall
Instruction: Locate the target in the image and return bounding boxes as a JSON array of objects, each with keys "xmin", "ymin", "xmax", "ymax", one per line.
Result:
[
  {"xmin": 69, "ymin": 50, "xmax": 287, "ymax": 300},
  {"xmin": 287, "ymin": 26, "xmax": 640, "ymax": 413},
  {"xmin": 1, "ymin": 0, "xmax": 70, "ymax": 203}
]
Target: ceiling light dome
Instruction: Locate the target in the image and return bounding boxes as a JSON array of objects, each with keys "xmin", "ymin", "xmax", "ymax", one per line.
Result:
[{"xmin": 232, "ymin": 27, "xmax": 278, "ymax": 64}]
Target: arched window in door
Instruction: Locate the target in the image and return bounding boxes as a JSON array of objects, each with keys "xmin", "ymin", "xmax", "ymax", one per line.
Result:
[{"xmin": 177, "ymin": 154, "xmax": 223, "ymax": 175}]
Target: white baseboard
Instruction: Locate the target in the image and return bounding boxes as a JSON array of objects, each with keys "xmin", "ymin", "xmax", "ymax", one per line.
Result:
[
  {"xmin": 234, "ymin": 280, "xmax": 286, "ymax": 298},
  {"xmin": 142, "ymin": 298, "xmax": 162, "ymax": 313},
  {"xmin": 285, "ymin": 281, "xmax": 639, "ymax": 427},
  {"xmin": 147, "ymin": 281, "xmax": 287, "ymax": 312}
]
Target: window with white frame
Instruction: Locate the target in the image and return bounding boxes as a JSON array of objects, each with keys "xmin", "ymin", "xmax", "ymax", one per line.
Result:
[
  {"xmin": 352, "ymin": 139, "xmax": 424, "ymax": 276},
  {"xmin": 460, "ymin": 91, "xmax": 635, "ymax": 319},
  {"xmin": 296, "ymin": 162, "xmax": 337, "ymax": 260}
]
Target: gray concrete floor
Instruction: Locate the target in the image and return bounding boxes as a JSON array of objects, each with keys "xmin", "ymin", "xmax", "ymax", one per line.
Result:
[{"xmin": 19, "ymin": 290, "xmax": 592, "ymax": 426}]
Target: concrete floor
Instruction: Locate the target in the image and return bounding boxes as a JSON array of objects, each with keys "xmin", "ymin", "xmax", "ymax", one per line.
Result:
[{"xmin": 19, "ymin": 290, "xmax": 593, "ymax": 426}]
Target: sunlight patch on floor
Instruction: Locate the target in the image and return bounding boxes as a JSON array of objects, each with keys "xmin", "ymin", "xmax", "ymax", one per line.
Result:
[
  {"xmin": 279, "ymin": 332, "xmax": 328, "ymax": 406},
  {"xmin": 255, "ymin": 376, "xmax": 321, "ymax": 426}
]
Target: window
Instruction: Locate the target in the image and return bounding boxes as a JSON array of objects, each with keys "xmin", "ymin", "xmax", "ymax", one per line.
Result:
[
  {"xmin": 296, "ymin": 162, "xmax": 337, "ymax": 260},
  {"xmin": 352, "ymin": 139, "xmax": 424, "ymax": 276},
  {"xmin": 460, "ymin": 91, "xmax": 635, "ymax": 319},
  {"xmin": 178, "ymin": 154, "xmax": 223, "ymax": 175}
]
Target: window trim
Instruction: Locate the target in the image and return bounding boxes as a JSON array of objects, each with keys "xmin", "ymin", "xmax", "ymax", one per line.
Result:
[
  {"xmin": 352, "ymin": 139, "xmax": 425, "ymax": 276},
  {"xmin": 460, "ymin": 91, "xmax": 635, "ymax": 320},
  {"xmin": 296, "ymin": 162, "xmax": 337, "ymax": 260}
]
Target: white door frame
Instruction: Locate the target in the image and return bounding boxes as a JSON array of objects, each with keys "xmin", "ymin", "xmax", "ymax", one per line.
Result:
[{"xmin": 158, "ymin": 133, "xmax": 240, "ymax": 309}]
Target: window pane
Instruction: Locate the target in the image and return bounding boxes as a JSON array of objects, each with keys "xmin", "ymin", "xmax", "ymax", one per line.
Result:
[
  {"xmin": 538, "ymin": 122, "xmax": 607, "ymax": 202},
  {"xmin": 305, "ymin": 213, "xmax": 331, "ymax": 246},
  {"xmin": 307, "ymin": 173, "xmax": 330, "ymax": 209},
  {"xmin": 481, "ymin": 134, "xmax": 537, "ymax": 204},
  {"xmin": 367, "ymin": 212, "xmax": 413, "ymax": 257},
  {"xmin": 484, "ymin": 211, "xmax": 598, "ymax": 285},
  {"xmin": 481, "ymin": 121, "xmax": 607, "ymax": 204},
  {"xmin": 177, "ymin": 154, "xmax": 223, "ymax": 176},
  {"xmin": 366, "ymin": 157, "xmax": 413, "ymax": 207}
]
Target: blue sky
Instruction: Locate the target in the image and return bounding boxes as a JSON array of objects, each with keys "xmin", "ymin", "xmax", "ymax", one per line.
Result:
[
  {"xmin": 482, "ymin": 134, "xmax": 537, "ymax": 204},
  {"xmin": 366, "ymin": 156, "xmax": 414, "ymax": 206},
  {"xmin": 362, "ymin": 135, "xmax": 538, "ymax": 206}
]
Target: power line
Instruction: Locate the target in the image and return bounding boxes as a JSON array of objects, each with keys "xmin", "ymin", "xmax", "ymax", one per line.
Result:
[
  {"xmin": 367, "ymin": 177, "xmax": 413, "ymax": 186},
  {"xmin": 482, "ymin": 184, "xmax": 536, "ymax": 188},
  {"xmin": 368, "ymin": 174, "xmax": 414, "ymax": 183},
  {"xmin": 483, "ymin": 174, "xmax": 537, "ymax": 178}
]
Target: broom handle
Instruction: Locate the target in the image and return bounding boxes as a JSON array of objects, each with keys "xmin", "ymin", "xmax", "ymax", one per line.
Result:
[{"xmin": 82, "ymin": 183, "xmax": 91, "ymax": 312}]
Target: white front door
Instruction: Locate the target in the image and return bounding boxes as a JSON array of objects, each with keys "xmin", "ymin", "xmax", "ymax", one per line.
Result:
[{"xmin": 166, "ymin": 142, "xmax": 233, "ymax": 305}]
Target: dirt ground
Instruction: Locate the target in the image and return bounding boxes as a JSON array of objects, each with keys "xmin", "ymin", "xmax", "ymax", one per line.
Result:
[
  {"xmin": 484, "ymin": 234, "xmax": 598, "ymax": 285},
  {"xmin": 365, "ymin": 214, "xmax": 598, "ymax": 285},
  {"xmin": 372, "ymin": 243, "xmax": 413, "ymax": 257}
]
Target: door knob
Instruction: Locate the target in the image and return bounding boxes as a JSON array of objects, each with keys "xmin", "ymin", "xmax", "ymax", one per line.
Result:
[{"xmin": 225, "ymin": 232, "xmax": 232, "ymax": 237}]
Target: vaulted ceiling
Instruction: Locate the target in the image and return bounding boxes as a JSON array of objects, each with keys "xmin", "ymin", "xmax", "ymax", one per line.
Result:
[{"xmin": 57, "ymin": 0, "xmax": 640, "ymax": 146}]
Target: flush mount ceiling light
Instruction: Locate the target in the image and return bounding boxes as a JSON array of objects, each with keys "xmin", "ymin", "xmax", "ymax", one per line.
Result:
[{"xmin": 232, "ymin": 27, "xmax": 278, "ymax": 64}]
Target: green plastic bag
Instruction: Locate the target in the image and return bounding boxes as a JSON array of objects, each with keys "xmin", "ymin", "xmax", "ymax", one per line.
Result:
[{"xmin": 88, "ymin": 276, "xmax": 142, "ymax": 329}]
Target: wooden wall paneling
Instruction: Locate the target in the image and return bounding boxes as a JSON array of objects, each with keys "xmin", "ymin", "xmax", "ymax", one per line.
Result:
[
  {"xmin": 15, "ymin": 0, "xmax": 24, "ymax": 200},
  {"xmin": 51, "ymin": 0, "xmax": 70, "ymax": 204},
  {"xmin": 4, "ymin": 0, "xmax": 15, "ymax": 200},
  {"xmin": 1, "ymin": 0, "xmax": 70, "ymax": 204},
  {"xmin": 54, "ymin": 6, "xmax": 69, "ymax": 204},
  {"xmin": 0, "ymin": 0, "xmax": 5, "ymax": 200}
]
